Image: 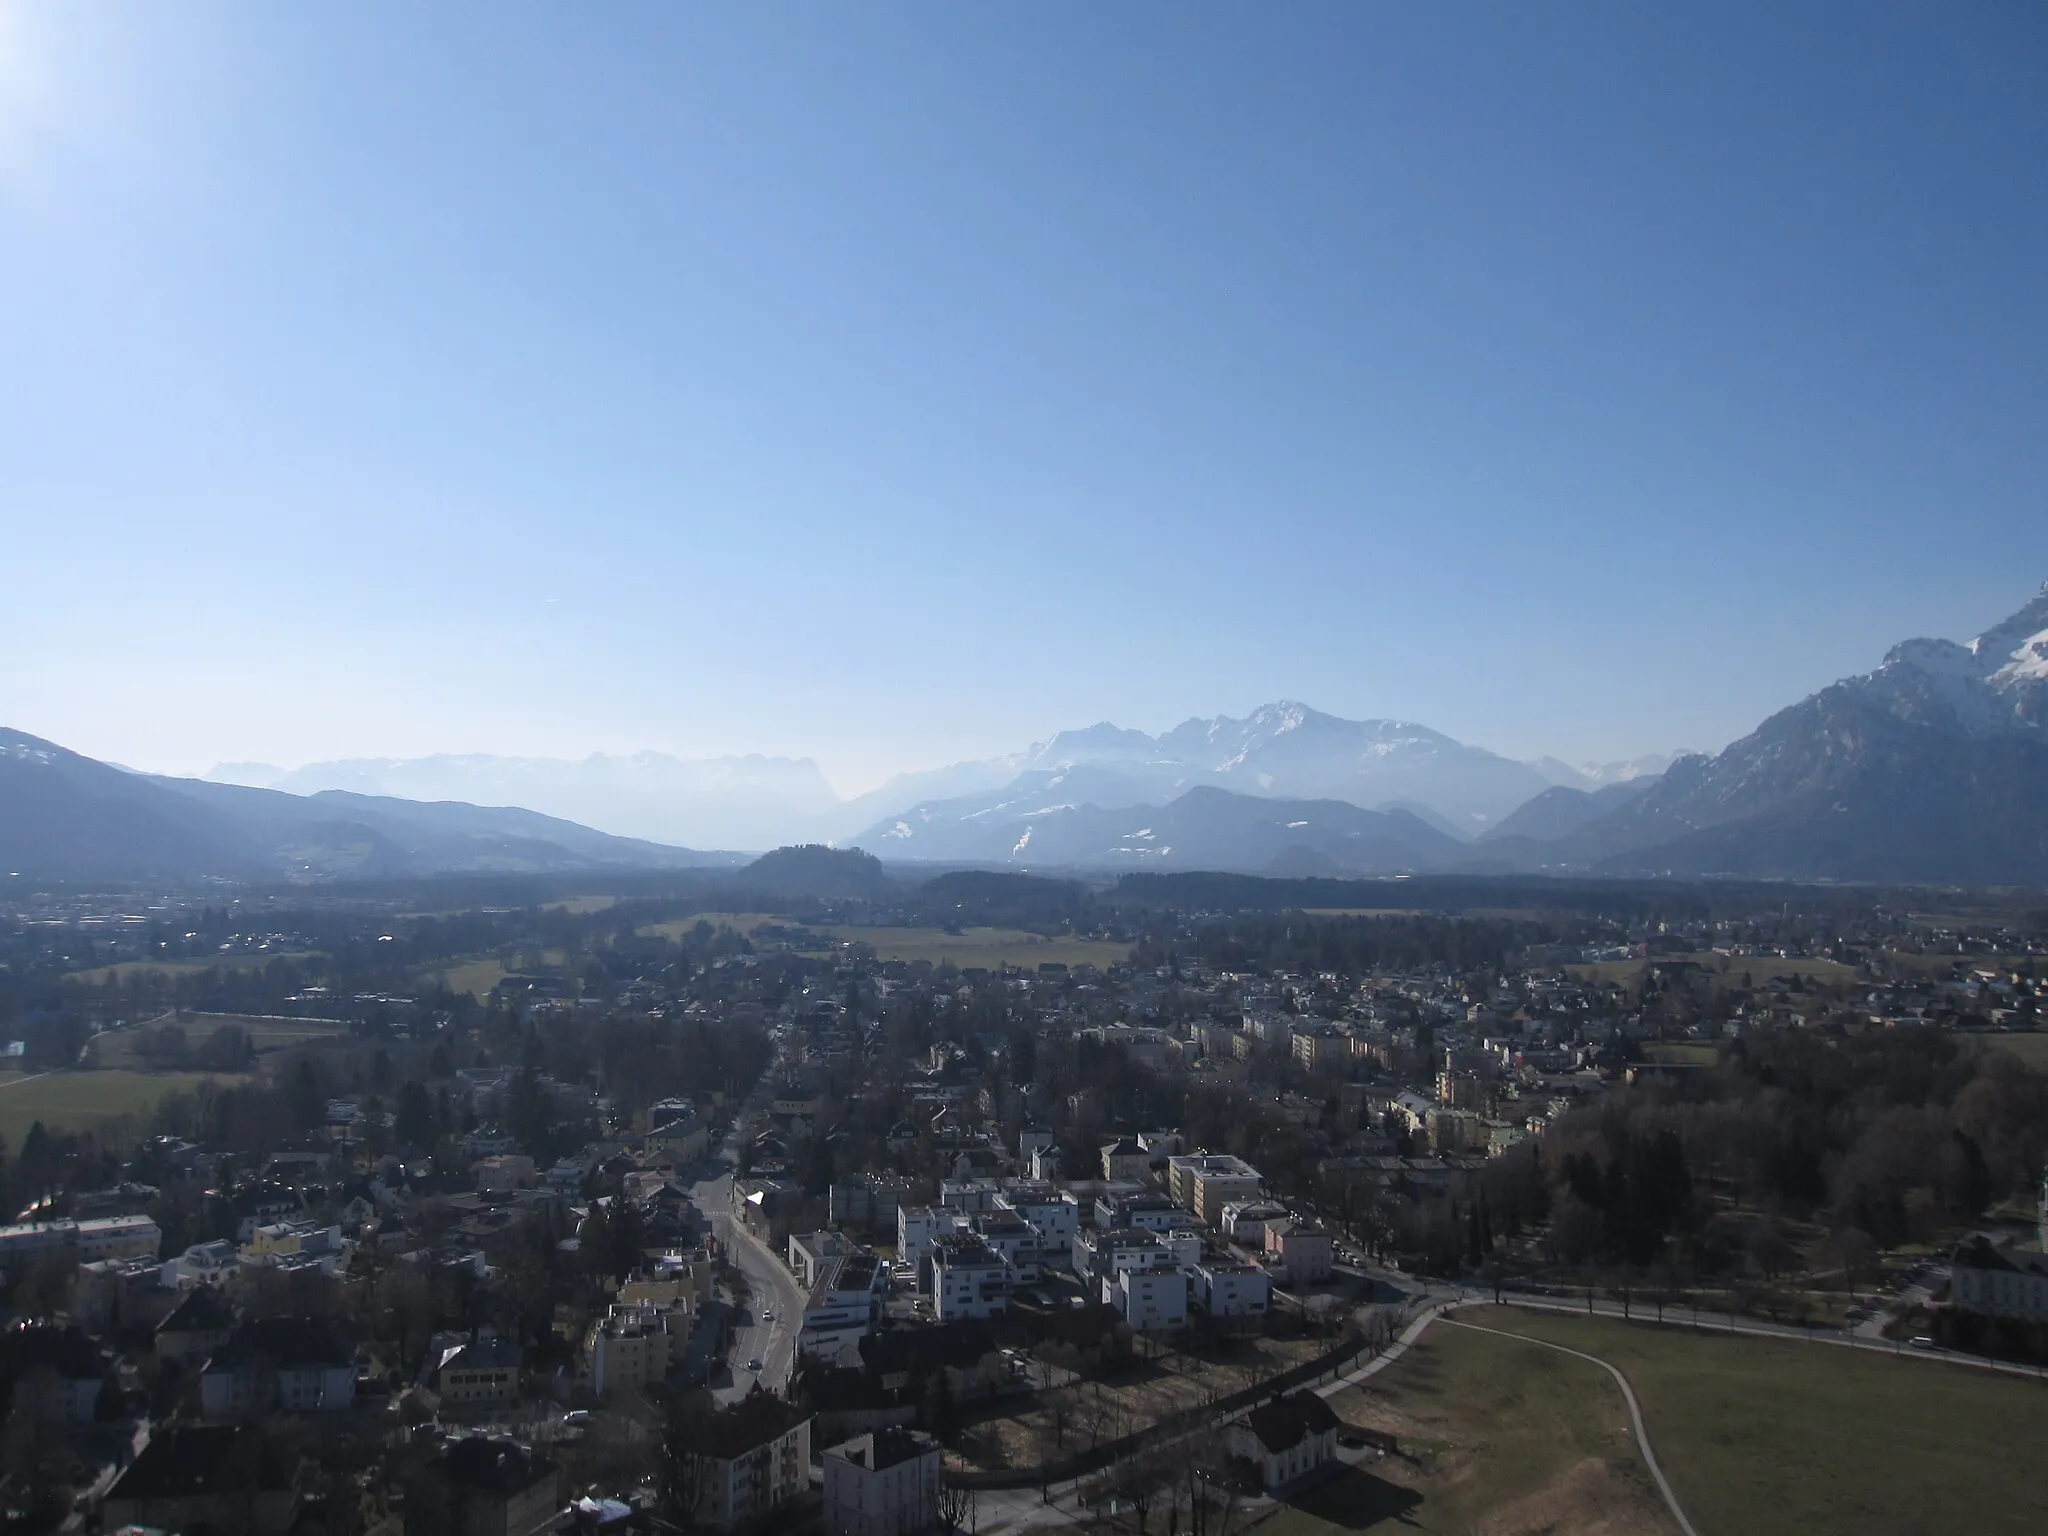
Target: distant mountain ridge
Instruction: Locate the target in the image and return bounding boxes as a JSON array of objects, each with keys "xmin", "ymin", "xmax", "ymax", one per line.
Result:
[
  {"xmin": 210, "ymin": 750, "xmax": 837, "ymax": 851},
  {"xmin": 2, "ymin": 729, "xmax": 725, "ymax": 883}
]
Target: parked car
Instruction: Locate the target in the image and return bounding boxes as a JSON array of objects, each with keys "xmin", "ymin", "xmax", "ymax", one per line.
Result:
[{"xmin": 1909, "ymin": 1335, "xmax": 1936, "ymax": 1350}]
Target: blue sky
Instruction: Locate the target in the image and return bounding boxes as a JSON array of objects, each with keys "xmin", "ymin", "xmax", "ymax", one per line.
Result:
[{"xmin": 3, "ymin": 2, "xmax": 2045, "ymax": 794}]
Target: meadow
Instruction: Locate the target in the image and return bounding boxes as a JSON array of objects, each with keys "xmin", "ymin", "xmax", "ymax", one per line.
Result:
[
  {"xmin": 637, "ymin": 913, "xmax": 1132, "ymax": 971},
  {"xmin": 1264, "ymin": 1317, "xmax": 1677, "ymax": 1536},
  {"xmin": 1465, "ymin": 1307, "xmax": 2048, "ymax": 1535},
  {"xmin": 0, "ymin": 1068, "xmax": 247, "ymax": 1147},
  {"xmin": 65, "ymin": 952, "xmax": 319, "ymax": 983},
  {"xmin": 85, "ymin": 1013, "xmax": 352, "ymax": 1070}
]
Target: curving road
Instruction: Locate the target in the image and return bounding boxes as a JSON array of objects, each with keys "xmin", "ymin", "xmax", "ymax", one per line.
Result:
[{"xmin": 690, "ymin": 1139, "xmax": 805, "ymax": 1403}]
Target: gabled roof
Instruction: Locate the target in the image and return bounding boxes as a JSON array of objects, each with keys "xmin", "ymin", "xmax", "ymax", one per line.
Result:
[
  {"xmin": 205, "ymin": 1315, "xmax": 352, "ymax": 1372},
  {"xmin": 107, "ymin": 1424, "xmax": 296, "ymax": 1501},
  {"xmin": 158, "ymin": 1285, "xmax": 237, "ymax": 1336},
  {"xmin": 858, "ymin": 1323, "xmax": 998, "ymax": 1376},
  {"xmin": 1242, "ymin": 1390, "xmax": 1341, "ymax": 1454}
]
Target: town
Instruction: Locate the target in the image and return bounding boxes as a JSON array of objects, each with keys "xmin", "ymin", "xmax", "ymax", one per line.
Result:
[{"xmin": 2, "ymin": 858, "xmax": 2046, "ymax": 1534}]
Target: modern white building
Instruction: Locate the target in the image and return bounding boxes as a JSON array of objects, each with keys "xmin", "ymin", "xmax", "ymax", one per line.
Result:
[
  {"xmin": 931, "ymin": 1235, "xmax": 1008, "ymax": 1321},
  {"xmin": 822, "ymin": 1427, "xmax": 943, "ymax": 1536},
  {"xmin": 1192, "ymin": 1259, "xmax": 1270, "ymax": 1319},
  {"xmin": 800, "ymin": 1254, "xmax": 887, "ymax": 1364},
  {"xmin": 0, "ymin": 1214, "xmax": 161, "ymax": 1271},
  {"xmin": 896, "ymin": 1206, "xmax": 965, "ymax": 1266},
  {"xmin": 1113, "ymin": 1260, "xmax": 1188, "ymax": 1332},
  {"xmin": 997, "ymin": 1183, "xmax": 1078, "ymax": 1265}
]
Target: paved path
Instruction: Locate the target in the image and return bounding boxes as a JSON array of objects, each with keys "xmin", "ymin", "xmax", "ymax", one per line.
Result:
[
  {"xmin": 1442, "ymin": 1313, "xmax": 1700, "ymax": 1536},
  {"xmin": 0, "ymin": 1070, "xmax": 56, "ymax": 1091},
  {"xmin": 1488, "ymin": 1291, "xmax": 2048, "ymax": 1380}
]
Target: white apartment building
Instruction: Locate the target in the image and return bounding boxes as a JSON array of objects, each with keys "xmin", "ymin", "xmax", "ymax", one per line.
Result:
[
  {"xmin": 931, "ymin": 1235, "xmax": 1008, "ymax": 1321},
  {"xmin": 800, "ymin": 1254, "xmax": 887, "ymax": 1364},
  {"xmin": 1192, "ymin": 1259, "xmax": 1270, "ymax": 1319},
  {"xmin": 1114, "ymin": 1259, "xmax": 1189, "ymax": 1332},
  {"xmin": 896, "ymin": 1206, "xmax": 966, "ymax": 1266},
  {"xmin": 0, "ymin": 1214, "xmax": 161, "ymax": 1271},
  {"xmin": 823, "ymin": 1428, "xmax": 943, "ymax": 1536}
]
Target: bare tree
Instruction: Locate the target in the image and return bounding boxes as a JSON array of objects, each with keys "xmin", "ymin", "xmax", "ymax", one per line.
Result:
[
  {"xmin": 939, "ymin": 1478, "xmax": 978, "ymax": 1533},
  {"xmin": 658, "ymin": 1401, "xmax": 712, "ymax": 1528}
]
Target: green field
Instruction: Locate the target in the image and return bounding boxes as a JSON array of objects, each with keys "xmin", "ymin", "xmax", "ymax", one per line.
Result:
[
  {"xmin": 543, "ymin": 895, "xmax": 618, "ymax": 914},
  {"xmin": 65, "ymin": 952, "xmax": 319, "ymax": 983},
  {"xmin": 0, "ymin": 1069, "xmax": 249, "ymax": 1147},
  {"xmin": 432, "ymin": 958, "xmax": 517, "ymax": 999},
  {"xmin": 638, "ymin": 914, "xmax": 1132, "ymax": 971},
  {"xmin": 1470, "ymin": 1306, "xmax": 2048, "ymax": 1534},
  {"xmin": 1642, "ymin": 1042, "xmax": 1720, "ymax": 1065},
  {"xmin": 1264, "ymin": 1316, "xmax": 1677, "ymax": 1536},
  {"xmin": 87, "ymin": 1013, "xmax": 352, "ymax": 1069}
]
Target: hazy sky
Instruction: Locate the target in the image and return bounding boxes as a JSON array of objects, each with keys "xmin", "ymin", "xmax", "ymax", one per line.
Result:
[{"xmin": 4, "ymin": 3, "xmax": 2045, "ymax": 796}]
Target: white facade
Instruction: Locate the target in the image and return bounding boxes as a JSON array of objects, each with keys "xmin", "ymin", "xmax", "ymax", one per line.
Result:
[
  {"xmin": 1192, "ymin": 1261, "xmax": 1270, "ymax": 1318},
  {"xmin": 932, "ymin": 1238, "xmax": 1008, "ymax": 1321},
  {"xmin": 1114, "ymin": 1262, "xmax": 1188, "ymax": 1332},
  {"xmin": 822, "ymin": 1429, "xmax": 942, "ymax": 1536},
  {"xmin": 896, "ymin": 1207, "xmax": 965, "ymax": 1265},
  {"xmin": 0, "ymin": 1214, "xmax": 161, "ymax": 1269},
  {"xmin": 1952, "ymin": 1233, "xmax": 2048, "ymax": 1321}
]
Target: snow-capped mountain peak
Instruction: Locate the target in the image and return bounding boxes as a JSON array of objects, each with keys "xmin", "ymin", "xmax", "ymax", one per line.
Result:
[{"xmin": 1867, "ymin": 581, "xmax": 2048, "ymax": 737}]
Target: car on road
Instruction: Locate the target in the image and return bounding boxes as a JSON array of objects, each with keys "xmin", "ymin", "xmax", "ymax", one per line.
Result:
[
  {"xmin": 747, "ymin": 1357, "xmax": 764, "ymax": 1372},
  {"xmin": 1910, "ymin": 1335, "xmax": 1936, "ymax": 1350}
]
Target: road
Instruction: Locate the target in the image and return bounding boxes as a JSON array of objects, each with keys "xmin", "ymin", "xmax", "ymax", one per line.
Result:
[{"xmin": 689, "ymin": 1134, "xmax": 804, "ymax": 1404}]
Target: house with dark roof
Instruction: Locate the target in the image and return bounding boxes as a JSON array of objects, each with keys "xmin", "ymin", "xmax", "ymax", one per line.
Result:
[
  {"xmin": 0, "ymin": 1321, "xmax": 108, "ymax": 1423},
  {"xmin": 201, "ymin": 1315, "xmax": 356, "ymax": 1417},
  {"xmin": 102, "ymin": 1423, "xmax": 304, "ymax": 1535},
  {"xmin": 855, "ymin": 1324, "xmax": 1002, "ymax": 1400},
  {"xmin": 823, "ymin": 1426, "xmax": 942, "ymax": 1536},
  {"xmin": 682, "ymin": 1389, "xmax": 814, "ymax": 1528},
  {"xmin": 156, "ymin": 1284, "xmax": 238, "ymax": 1362},
  {"xmin": 1224, "ymin": 1390, "xmax": 1342, "ymax": 1491},
  {"xmin": 405, "ymin": 1435, "xmax": 559, "ymax": 1536},
  {"xmin": 1951, "ymin": 1232, "xmax": 2048, "ymax": 1321}
]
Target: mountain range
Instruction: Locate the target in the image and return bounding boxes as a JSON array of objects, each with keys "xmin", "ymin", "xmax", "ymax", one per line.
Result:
[
  {"xmin": 0, "ymin": 730, "xmax": 729, "ymax": 882},
  {"xmin": 10, "ymin": 582, "xmax": 2047, "ymax": 887},
  {"xmin": 211, "ymin": 706, "xmax": 1677, "ymax": 852}
]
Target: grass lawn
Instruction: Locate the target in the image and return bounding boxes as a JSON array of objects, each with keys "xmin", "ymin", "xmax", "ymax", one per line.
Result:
[
  {"xmin": 0, "ymin": 1068, "xmax": 249, "ymax": 1146},
  {"xmin": 1262, "ymin": 1319, "xmax": 1675, "ymax": 1536},
  {"xmin": 1468, "ymin": 1306, "xmax": 2048, "ymax": 1534},
  {"xmin": 432, "ymin": 958, "xmax": 516, "ymax": 999},
  {"xmin": 637, "ymin": 914, "xmax": 1132, "ymax": 971},
  {"xmin": 822, "ymin": 924, "xmax": 1131, "ymax": 971},
  {"xmin": 1642, "ymin": 1042, "xmax": 1720, "ymax": 1065},
  {"xmin": 65, "ymin": 952, "xmax": 318, "ymax": 983},
  {"xmin": 543, "ymin": 895, "xmax": 617, "ymax": 914},
  {"xmin": 88, "ymin": 1014, "xmax": 351, "ymax": 1069}
]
